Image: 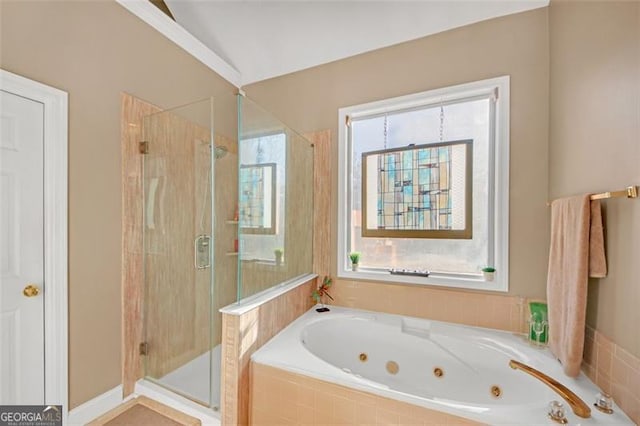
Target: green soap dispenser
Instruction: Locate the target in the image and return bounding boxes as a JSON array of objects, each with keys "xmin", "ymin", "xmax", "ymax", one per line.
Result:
[{"xmin": 529, "ymin": 301, "xmax": 548, "ymax": 344}]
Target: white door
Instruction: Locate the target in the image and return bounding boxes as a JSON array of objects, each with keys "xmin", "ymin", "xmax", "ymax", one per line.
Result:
[{"xmin": 0, "ymin": 89, "xmax": 45, "ymax": 404}]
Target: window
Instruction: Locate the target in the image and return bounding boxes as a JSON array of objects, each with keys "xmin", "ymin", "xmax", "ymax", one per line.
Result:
[
  {"xmin": 338, "ymin": 76, "xmax": 509, "ymax": 291},
  {"xmin": 240, "ymin": 163, "xmax": 277, "ymax": 234},
  {"xmin": 239, "ymin": 133, "xmax": 286, "ymax": 262},
  {"xmin": 362, "ymin": 140, "xmax": 472, "ymax": 239}
]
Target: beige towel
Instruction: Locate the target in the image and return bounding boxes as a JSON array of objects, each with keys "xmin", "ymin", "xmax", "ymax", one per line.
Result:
[
  {"xmin": 547, "ymin": 195, "xmax": 607, "ymax": 377},
  {"xmin": 589, "ymin": 200, "xmax": 607, "ymax": 278}
]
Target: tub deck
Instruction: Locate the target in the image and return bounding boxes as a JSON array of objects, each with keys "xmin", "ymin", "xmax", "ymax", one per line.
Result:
[{"xmin": 250, "ymin": 305, "xmax": 633, "ymax": 425}]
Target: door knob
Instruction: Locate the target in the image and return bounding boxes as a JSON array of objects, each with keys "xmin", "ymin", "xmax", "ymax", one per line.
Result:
[{"xmin": 23, "ymin": 284, "xmax": 40, "ymax": 297}]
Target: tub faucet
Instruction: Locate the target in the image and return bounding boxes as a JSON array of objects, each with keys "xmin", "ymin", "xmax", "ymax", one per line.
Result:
[{"xmin": 509, "ymin": 360, "xmax": 591, "ymax": 419}]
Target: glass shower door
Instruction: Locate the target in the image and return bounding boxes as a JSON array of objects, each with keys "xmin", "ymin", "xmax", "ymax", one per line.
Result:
[{"xmin": 141, "ymin": 99, "xmax": 216, "ymax": 407}]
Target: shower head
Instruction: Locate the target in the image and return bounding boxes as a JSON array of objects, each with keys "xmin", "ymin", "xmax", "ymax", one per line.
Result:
[{"xmin": 213, "ymin": 145, "xmax": 228, "ymax": 160}]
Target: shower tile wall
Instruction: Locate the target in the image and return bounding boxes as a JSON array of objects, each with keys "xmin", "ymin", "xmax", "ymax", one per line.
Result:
[
  {"xmin": 309, "ymin": 130, "xmax": 331, "ymax": 279},
  {"xmin": 121, "ymin": 93, "xmax": 161, "ymax": 396},
  {"xmin": 121, "ymin": 94, "xmax": 238, "ymax": 395},
  {"xmin": 143, "ymin": 105, "xmax": 212, "ymax": 378}
]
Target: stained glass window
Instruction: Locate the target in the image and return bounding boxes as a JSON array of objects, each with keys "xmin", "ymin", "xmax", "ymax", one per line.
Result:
[{"xmin": 362, "ymin": 140, "xmax": 472, "ymax": 239}]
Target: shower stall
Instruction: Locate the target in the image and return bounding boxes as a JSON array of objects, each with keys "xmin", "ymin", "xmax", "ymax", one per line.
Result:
[{"xmin": 138, "ymin": 94, "xmax": 314, "ymax": 410}]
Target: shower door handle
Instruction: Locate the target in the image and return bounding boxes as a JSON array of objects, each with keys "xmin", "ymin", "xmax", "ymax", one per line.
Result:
[{"xmin": 195, "ymin": 234, "xmax": 211, "ymax": 269}]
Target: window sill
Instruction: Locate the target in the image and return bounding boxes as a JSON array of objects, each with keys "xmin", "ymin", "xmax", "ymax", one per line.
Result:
[{"xmin": 337, "ymin": 268, "xmax": 508, "ymax": 292}]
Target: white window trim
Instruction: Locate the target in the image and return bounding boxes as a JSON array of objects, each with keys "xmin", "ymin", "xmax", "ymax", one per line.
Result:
[{"xmin": 337, "ymin": 76, "xmax": 510, "ymax": 292}]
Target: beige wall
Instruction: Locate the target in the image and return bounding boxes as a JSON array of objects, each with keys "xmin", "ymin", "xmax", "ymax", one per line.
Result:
[
  {"xmin": 245, "ymin": 8, "xmax": 551, "ymax": 299},
  {"xmin": 0, "ymin": 0, "xmax": 236, "ymax": 408},
  {"xmin": 549, "ymin": 1, "xmax": 640, "ymax": 358}
]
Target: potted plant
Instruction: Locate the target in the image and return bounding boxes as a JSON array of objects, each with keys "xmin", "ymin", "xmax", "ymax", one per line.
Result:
[
  {"xmin": 349, "ymin": 252, "xmax": 361, "ymax": 271},
  {"xmin": 481, "ymin": 266, "xmax": 496, "ymax": 281},
  {"xmin": 274, "ymin": 248, "xmax": 284, "ymax": 266},
  {"xmin": 311, "ymin": 276, "xmax": 333, "ymax": 312}
]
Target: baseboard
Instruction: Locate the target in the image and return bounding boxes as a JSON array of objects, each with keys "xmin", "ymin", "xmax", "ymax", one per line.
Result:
[
  {"xmin": 66, "ymin": 385, "xmax": 126, "ymax": 425},
  {"xmin": 135, "ymin": 380, "xmax": 220, "ymax": 426},
  {"xmin": 65, "ymin": 381, "xmax": 220, "ymax": 426}
]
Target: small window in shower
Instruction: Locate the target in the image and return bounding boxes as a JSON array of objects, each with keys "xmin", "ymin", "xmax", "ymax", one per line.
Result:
[
  {"xmin": 238, "ymin": 132, "xmax": 286, "ymax": 262},
  {"xmin": 239, "ymin": 163, "xmax": 277, "ymax": 234}
]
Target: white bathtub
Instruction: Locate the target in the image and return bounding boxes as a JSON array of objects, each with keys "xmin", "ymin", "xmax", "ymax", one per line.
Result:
[{"xmin": 251, "ymin": 305, "xmax": 633, "ymax": 425}]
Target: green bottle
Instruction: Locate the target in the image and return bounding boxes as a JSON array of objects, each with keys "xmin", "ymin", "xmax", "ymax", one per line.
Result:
[{"xmin": 529, "ymin": 301, "xmax": 548, "ymax": 344}]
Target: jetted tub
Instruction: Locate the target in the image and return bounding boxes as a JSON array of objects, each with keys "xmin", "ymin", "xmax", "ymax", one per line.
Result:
[{"xmin": 251, "ymin": 306, "xmax": 633, "ymax": 425}]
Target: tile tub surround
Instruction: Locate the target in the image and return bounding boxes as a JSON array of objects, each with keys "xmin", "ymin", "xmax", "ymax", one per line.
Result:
[
  {"xmin": 582, "ymin": 326, "xmax": 640, "ymax": 424},
  {"xmin": 220, "ymin": 277, "xmax": 316, "ymax": 426},
  {"xmin": 330, "ymin": 279, "xmax": 529, "ymax": 334},
  {"xmin": 250, "ymin": 362, "xmax": 480, "ymax": 426}
]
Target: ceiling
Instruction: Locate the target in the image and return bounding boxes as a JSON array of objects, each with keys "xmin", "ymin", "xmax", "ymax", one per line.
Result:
[{"xmin": 163, "ymin": 0, "xmax": 549, "ymax": 86}]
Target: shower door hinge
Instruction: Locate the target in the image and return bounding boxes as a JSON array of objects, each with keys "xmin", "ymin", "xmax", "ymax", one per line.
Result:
[
  {"xmin": 139, "ymin": 141, "xmax": 149, "ymax": 155},
  {"xmin": 139, "ymin": 342, "xmax": 149, "ymax": 356}
]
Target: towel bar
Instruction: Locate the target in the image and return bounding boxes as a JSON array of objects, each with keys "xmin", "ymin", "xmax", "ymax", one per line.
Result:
[{"xmin": 547, "ymin": 185, "xmax": 638, "ymax": 206}]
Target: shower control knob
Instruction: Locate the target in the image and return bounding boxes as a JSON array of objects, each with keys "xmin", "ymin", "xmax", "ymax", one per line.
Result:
[{"xmin": 548, "ymin": 401, "xmax": 568, "ymax": 424}]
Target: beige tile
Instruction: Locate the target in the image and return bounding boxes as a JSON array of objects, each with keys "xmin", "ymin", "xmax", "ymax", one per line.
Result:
[
  {"xmin": 277, "ymin": 379, "xmax": 300, "ymax": 409},
  {"xmin": 333, "ymin": 395, "xmax": 356, "ymax": 423},
  {"xmin": 297, "ymin": 384, "xmax": 316, "ymax": 408},
  {"xmin": 487, "ymin": 298, "xmax": 512, "ymax": 331},
  {"xmin": 314, "ymin": 405, "xmax": 336, "ymax": 425},
  {"xmin": 615, "ymin": 346, "xmax": 640, "ymax": 372},
  {"xmin": 508, "ymin": 300, "xmax": 523, "ymax": 333},
  {"xmin": 413, "ymin": 288, "xmax": 435, "ymax": 319},
  {"xmin": 121, "ymin": 94, "xmax": 162, "ymax": 396},
  {"xmin": 611, "ymin": 357, "xmax": 630, "ymax": 387},
  {"xmin": 628, "ymin": 367, "xmax": 640, "ymax": 400},
  {"xmin": 455, "ymin": 294, "xmax": 478, "ymax": 327},
  {"xmin": 610, "ymin": 382, "xmax": 625, "ymax": 404},
  {"xmin": 625, "ymin": 395, "xmax": 640, "ymax": 426},
  {"xmin": 296, "ymin": 405, "xmax": 316, "ymax": 425},
  {"xmin": 585, "ymin": 326, "xmax": 595, "ymax": 340},
  {"xmin": 429, "ymin": 291, "xmax": 452, "ymax": 323},
  {"xmin": 398, "ymin": 412, "xmax": 423, "ymax": 426},
  {"xmin": 595, "ymin": 330, "xmax": 614, "ymax": 352},
  {"xmin": 581, "ymin": 364, "xmax": 596, "ymax": 382},
  {"xmin": 596, "ymin": 342, "xmax": 613, "ymax": 377},
  {"xmin": 596, "ymin": 369, "xmax": 612, "ymax": 394},
  {"xmin": 355, "ymin": 402, "xmax": 378, "ymax": 425},
  {"xmin": 351, "ymin": 390, "xmax": 380, "ymax": 408},
  {"xmin": 376, "ymin": 407, "xmax": 399, "ymax": 426},
  {"xmin": 308, "ymin": 130, "xmax": 332, "ymax": 279},
  {"xmin": 316, "ymin": 388, "xmax": 335, "ymax": 413},
  {"xmin": 376, "ymin": 397, "xmax": 407, "ymax": 414},
  {"xmin": 583, "ymin": 336, "xmax": 596, "ymax": 366}
]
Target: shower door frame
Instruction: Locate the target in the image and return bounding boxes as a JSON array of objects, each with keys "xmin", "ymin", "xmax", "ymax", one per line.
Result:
[{"xmin": 139, "ymin": 98, "xmax": 218, "ymax": 409}]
